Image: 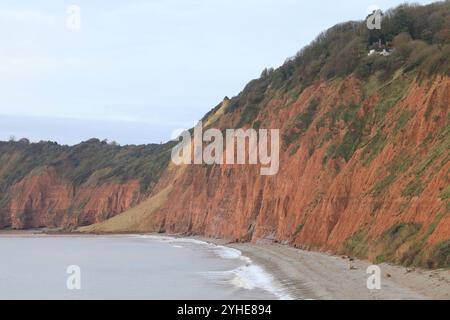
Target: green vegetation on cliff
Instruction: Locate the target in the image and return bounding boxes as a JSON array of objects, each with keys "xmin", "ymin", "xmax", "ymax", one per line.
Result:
[{"xmin": 0, "ymin": 139, "xmax": 174, "ymax": 213}]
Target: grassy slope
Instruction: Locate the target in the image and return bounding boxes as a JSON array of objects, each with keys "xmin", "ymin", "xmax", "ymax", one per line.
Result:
[{"xmin": 79, "ymin": 185, "xmax": 172, "ymax": 233}]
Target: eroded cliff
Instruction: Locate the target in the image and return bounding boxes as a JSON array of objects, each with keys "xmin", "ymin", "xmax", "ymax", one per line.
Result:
[
  {"xmin": 0, "ymin": 139, "xmax": 173, "ymax": 229},
  {"xmin": 146, "ymin": 74, "xmax": 449, "ymax": 268}
]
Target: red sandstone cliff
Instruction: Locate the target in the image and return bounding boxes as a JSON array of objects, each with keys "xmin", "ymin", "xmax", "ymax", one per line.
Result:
[
  {"xmin": 84, "ymin": 73, "xmax": 448, "ymax": 268},
  {"xmin": 0, "ymin": 139, "xmax": 172, "ymax": 230},
  {"xmin": 5, "ymin": 166, "xmax": 141, "ymax": 229}
]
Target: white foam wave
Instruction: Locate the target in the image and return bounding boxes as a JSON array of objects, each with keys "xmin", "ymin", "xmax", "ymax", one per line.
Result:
[
  {"xmin": 137, "ymin": 234, "xmax": 293, "ymax": 300},
  {"xmin": 202, "ymin": 264, "xmax": 292, "ymax": 300},
  {"xmin": 137, "ymin": 235, "xmax": 249, "ymax": 261}
]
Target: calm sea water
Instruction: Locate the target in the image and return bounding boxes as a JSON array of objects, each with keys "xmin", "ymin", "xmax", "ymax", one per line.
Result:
[{"xmin": 0, "ymin": 235, "xmax": 291, "ymax": 300}]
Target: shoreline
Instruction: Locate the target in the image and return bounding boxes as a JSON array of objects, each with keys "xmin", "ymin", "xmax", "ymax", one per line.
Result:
[
  {"xmin": 1, "ymin": 230, "xmax": 449, "ymax": 300},
  {"xmin": 181, "ymin": 235, "xmax": 450, "ymax": 300}
]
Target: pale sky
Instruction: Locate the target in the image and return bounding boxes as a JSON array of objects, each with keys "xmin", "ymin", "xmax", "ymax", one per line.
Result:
[{"xmin": 0, "ymin": 0, "xmax": 435, "ymax": 145}]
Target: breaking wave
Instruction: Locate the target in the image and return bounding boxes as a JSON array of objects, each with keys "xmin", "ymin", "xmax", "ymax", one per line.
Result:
[{"xmin": 136, "ymin": 234, "xmax": 293, "ymax": 300}]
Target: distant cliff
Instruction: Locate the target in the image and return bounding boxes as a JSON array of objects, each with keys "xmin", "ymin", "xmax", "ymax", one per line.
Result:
[{"xmin": 0, "ymin": 139, "xmax": 173, "ymax": 229}]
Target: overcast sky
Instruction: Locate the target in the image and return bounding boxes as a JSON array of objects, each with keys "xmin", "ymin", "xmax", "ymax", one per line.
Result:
[{"xmin": 0, "ymin": 0, "xmax": 435, "ymax": 145}]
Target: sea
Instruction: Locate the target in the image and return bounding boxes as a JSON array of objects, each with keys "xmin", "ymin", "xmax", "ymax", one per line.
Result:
[{"xmin": 0, "ymin": 234, "xmax": 292, "ymax": 300}]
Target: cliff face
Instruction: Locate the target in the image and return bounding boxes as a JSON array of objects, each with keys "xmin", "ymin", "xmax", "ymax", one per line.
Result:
[
  {"xmin": 7, "ymin": 167, "xmax": 140, "ymax": 229},
  {"xmin": 144, "ymin": 74, "xmax": 449, "ymax": 268},
  {"xmin": 0, "ymin": 140, "xmax": 173, "ymax": 229},
  {"xmin": 83, "ymin": 70, "xmax": 449, "ymax": 268}
]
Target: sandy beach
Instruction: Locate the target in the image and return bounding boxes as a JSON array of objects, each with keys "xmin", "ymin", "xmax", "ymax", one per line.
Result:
[{"xmin": 189, "ymin": 236, "xmax": 449, "ymax": 300}]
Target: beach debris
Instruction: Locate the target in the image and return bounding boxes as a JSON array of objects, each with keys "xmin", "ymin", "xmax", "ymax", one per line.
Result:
[{"xmin": 348, "ymin": 257, "xmax": 356, "ymax": 270}]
